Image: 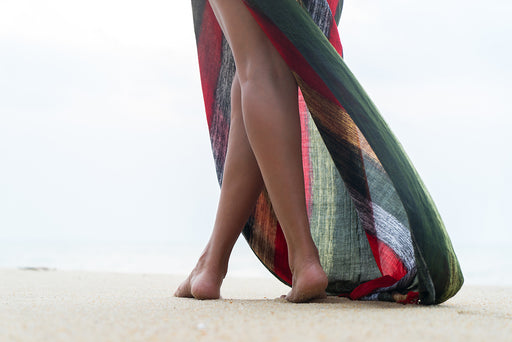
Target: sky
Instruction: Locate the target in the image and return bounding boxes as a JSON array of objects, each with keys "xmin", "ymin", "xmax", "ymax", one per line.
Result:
[{"xmin": 0, "ymin": 0, "xmax": 511, "ymax": 279}]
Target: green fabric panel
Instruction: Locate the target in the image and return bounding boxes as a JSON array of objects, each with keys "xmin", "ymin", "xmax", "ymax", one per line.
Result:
[
  {"xmin": 307, "ymin": 114, "xmax": 381, "ymax": 293},
  {"xmin": 334, "ymin": 0, "xmax": 343, "ymax": 24}
]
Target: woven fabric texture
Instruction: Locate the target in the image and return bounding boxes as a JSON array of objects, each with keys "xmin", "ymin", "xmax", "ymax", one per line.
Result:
[{"xmin": 190, "ymin": 0, "xmax": 463, "ymax": 304}]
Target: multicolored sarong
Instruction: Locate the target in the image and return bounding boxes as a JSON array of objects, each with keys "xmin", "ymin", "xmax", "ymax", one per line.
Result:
[{"xmin": 190, "ymin": 0, "xmax": 463, "ymax": 304}]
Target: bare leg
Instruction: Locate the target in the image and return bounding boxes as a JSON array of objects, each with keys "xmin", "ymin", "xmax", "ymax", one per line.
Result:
[
  {"xmin": 177, "ymin": 0, "xmax": 327, "ymax": 302},
  {"xmin": 174, "ymin": 75, "xmax": 264, "ymax": 299},
  {"xmin": 208, "ymin": 0, "xmax": 327, "ymax": 302}
]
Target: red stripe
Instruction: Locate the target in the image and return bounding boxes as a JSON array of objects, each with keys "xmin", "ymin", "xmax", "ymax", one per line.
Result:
[
  {"xmin": 299, "ymin": 90, "xmax": 312, "ymax": 217},
  {"xmin": 366, "ymin": 233, "xmax": 408, "ymax": 280},
  {"xmin": 348, "ymin": 275, "xmax": 397, "ymax": 300},
  {"xmin": 326, "ymin": 0, "xmax": 339, "ymax": 17},
  {"xmin": 273, "ymin": 222, "xmax": 292, "ymax": 285},
  {"xmin": 328, "ymin": 20, "xmax": 343, "ymax": 57},
  {"xmin": 197, "ymin": 2, "xmax": 223, "ymax": 128},
  {"xmin": 324, "ymin": 0, "xmax": 343, "ymax": 57},
  {"xmin": 378, "ymin": 238, "xmax": 408, "ymax": 280},
  {"xmin": 365, "ymin": 233, "xmax": 383, "ymax": 274}
]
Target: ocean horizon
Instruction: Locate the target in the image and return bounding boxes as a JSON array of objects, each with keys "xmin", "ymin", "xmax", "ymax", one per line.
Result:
[{"xmin": 2, "ymin": 237, "xmax": 511, "ymax": 287}]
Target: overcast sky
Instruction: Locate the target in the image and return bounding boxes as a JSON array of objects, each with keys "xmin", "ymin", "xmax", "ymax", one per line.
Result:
[{"xmin": 1, "ymin": 0, "xmax": 511, "ymax": 255}]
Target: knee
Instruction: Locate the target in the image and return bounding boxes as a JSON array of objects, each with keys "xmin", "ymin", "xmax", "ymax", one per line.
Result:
[
  {"xmin": 237, "ymin": 61, "xmax": 297, "ymax": 109},
  {"xmin": 241, "ymin": 69, "xmax": 288, "ymax": 94},
  {"xmin": 236, "ymin": 55, "xmax": 294, "ymax": 94}
]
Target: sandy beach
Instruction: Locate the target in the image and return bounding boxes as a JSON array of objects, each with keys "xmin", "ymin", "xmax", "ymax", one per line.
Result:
[{"xmin": 1, "ymin": 269, "xmax": 510, "ymax": 342}]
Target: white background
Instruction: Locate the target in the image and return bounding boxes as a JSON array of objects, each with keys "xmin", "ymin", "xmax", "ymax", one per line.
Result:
[{"xmin": 1, "ymin": 0, "xmax": 511, "ymax": 284}]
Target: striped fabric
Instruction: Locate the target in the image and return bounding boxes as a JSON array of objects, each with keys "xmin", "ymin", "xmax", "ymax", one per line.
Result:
[{"xmin": 190, "ymin": 0, "xmax": 463, "ymax": 304}]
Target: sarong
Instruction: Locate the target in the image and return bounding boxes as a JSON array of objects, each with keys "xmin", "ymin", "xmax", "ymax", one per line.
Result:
[{"xmin": 190, "ymin": 0, "xmax": 463, "ymax": 304}]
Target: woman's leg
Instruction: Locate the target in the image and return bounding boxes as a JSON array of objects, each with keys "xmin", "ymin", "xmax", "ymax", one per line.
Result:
[
  {"xmin": 208, "ymin": 0, "xmax": 327, "ymax": 302},
  {"xmin": 174, "ymin": 74, "xmax": 264, "ymax": 299},
  {"xmin": 176, "ymin": 0, "xmax": 327, "ymax": 302}
]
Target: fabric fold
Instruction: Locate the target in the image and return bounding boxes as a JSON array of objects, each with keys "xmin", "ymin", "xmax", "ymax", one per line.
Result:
[{"xmin": 190, "ymin": 0, "xmax": 463, "ymax": 304}]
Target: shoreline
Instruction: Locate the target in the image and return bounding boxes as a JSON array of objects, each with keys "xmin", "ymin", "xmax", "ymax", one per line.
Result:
[{"xmin": 1, "ymin": 268, "xmax": 511, "ymax": 341}]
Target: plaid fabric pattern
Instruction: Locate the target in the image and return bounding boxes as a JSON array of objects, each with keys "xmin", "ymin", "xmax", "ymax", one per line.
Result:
[{"xmin": 190, "ymin": 0, "xmax": 463, "ymax": 304}]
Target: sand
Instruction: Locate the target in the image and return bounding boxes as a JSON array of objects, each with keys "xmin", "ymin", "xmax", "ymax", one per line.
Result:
[{"xmin": 1, "ymin": 269, "xmax": 510, "ymax": 342}]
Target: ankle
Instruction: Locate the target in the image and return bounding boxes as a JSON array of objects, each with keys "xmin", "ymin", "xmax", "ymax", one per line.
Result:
[
  {"xmin": 288, "ymin": 243, "xmax": 321, "ymax": 271},
  {"xmin": 196, "ymin": 249, "xmax": 229, "ymax": 279}
]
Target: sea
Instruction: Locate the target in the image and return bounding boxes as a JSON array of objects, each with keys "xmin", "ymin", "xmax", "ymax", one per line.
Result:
[{"xmin": 1, "ymin": 238, "xmax": 511, "ymax": 286}]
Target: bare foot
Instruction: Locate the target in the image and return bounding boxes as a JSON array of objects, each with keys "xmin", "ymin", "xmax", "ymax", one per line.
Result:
[
  {"xmin": 285, "ymin": 261, "xmax": 328, "ymax": 303},
  {"xmin": 174, "ymin": 258, "xmax": 226, "ymax": 300}
]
